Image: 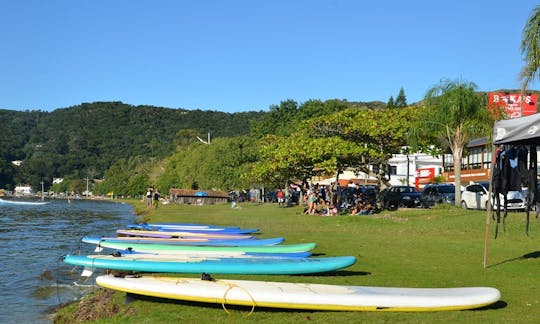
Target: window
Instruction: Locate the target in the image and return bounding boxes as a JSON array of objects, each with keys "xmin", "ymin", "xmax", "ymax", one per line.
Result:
[
  {"xmin": 468, "ymin": 147, "xmax": 483, "ymax": 169},
  {"xmin": 443, "ymin": 154, "xmax": 454, "ymax": 171}
]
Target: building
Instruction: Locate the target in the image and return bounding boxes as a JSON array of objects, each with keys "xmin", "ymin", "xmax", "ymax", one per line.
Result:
[
  {"xmin": 53, "ymin": 178, "xmax": 64, "ymax": 184},
  {"xmin": 442, "ymin": 138, "xmax": 492, "ymax": 185},
  {"xmin": 435, "ymin": 93, "xmax": 539, "ymax": 186},
  {"xmin": 14, "ymin": 185, "xmax": 33, "ymax": 195},
  {"xmin": 168, "ymin": 188, "xmax": 229, "ymax": 205},
  {"xmin": 387, "ymin": 152, "xmax": 443, "ymax": 188}
]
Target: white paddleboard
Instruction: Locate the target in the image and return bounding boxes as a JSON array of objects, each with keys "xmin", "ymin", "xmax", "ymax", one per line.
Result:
[
  {"xmin": 96, "ymin": 275, "xmax": 501, "ymax": 312},
  {"xmin": 0, "ymin": 198, "xmax": 49, "ymax": 205}
]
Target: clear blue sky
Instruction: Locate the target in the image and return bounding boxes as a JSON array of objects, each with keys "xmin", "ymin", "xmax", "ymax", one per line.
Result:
[{"xmin": 1, "ymin": 0, "xmax": 539, "ymax": 112}]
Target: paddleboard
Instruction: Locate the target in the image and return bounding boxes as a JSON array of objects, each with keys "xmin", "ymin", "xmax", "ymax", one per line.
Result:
[
  {"xmin": 127, "ymin": 224, "xmax": 259, "ymax": 234},
  {"xmin": 83, "ymin": 236, "xmax": 284, "ymax": 246},
  {"xmin": 96, "ymin": 275, "xmax": 501, "ymax": 312},
  {"xmin": 116, "ymin": 229, "xmax": 252, "ymax": 239},
  {"xmin": 63, "ymin": 255, "xmax": 356, "ymax": 275},
  {"xmin": 92, "ymin": 240, "xmax": 316, "ymax": 254},
  {"xmin": 141, "ymin": 222, "xmax": 238, "ymax": 229},
  {"xmin": 0, "ymin": 198, "xmax": 49, "ymax": 205},
  {"xmin": 79, "ymin": 250, "xmax": 311, "ymax": 260}
]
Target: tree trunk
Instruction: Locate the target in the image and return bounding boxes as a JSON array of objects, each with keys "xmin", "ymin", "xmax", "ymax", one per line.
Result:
[{"xmin": 452, "ymin": 145, "xmax": 463, "ymax": 207}]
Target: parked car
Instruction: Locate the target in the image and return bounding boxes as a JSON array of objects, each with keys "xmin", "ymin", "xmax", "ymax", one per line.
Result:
[
  {"xmin": 461, "ymin": 182, "xmax": 489, "ymax": 210},
  {"xmin": 460, "ymin": 181, "xmax": 527, "ymax": 211},
  {"xmin": 383, "ymin": 185, "xmax": 422, "ymax": 210},
  {"xmin": 422, "ymin": 184, "xmax": 456, "ymax": 207},
  {"xmin": 358, "ymin": 185, "xmax": 379, "ymax": 206}
]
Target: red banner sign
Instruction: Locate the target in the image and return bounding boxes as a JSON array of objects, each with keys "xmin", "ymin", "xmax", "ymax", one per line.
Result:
[
  {"xmin": 488, "ymin": 93, "xmax": 537, "ymax": 118},
  {"xmin": 415, "ymin": 167, "xmax": 435, "ymax": 189},
  {"xmin": 416, "ymin": 167, "xmax": 435, "ymax": 179}
]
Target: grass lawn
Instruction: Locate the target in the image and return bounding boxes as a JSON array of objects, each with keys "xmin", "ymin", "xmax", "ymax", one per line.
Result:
[{"xmin": 55, "ymin": 200, "xmax": 540, "ymax": 323}]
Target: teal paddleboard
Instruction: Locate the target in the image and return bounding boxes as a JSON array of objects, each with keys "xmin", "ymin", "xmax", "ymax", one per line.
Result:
[
  {"xmin": 93, "ymin": 240, "xmax": 316, "ymax": 254},
  {"xmin": 63, "ymin": 254, "xmax": 356, "ymax": 275}
]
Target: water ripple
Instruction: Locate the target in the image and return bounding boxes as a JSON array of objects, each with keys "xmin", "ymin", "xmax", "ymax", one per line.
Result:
[{"xmin": 0, "ymin": 199, "xmax": 135, "ymax": 324}]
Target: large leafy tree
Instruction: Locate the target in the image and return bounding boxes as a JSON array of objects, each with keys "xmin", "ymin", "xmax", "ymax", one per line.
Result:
[
  {"xmin": 252, "ymin": 107, "xmax": 418, "ymax": 188},
  {"xmin": 416, "ymin": 79, "xmax": 492, "ymax": 206},
  {"xmin": 520, "ymin": 5, "xmax": 540, "ymax": 92}
]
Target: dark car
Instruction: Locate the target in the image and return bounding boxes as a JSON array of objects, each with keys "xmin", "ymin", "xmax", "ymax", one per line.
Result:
[
  {"xmin": 422, "ymin": 184, "xmax": 456, "ymax": 207},
  {"xmin": 383, "ymin": 185, "xmax": 422, "ymax": 210},
  {"xmin": 358, "ymin": 185, "xmax": 379, "ymax": 206}
]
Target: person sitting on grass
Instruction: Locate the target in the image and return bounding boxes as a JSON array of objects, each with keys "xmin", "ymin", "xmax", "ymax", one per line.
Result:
[{"xmin": 351, "ymin": 200, "xmax": 373, "ymax": 215}]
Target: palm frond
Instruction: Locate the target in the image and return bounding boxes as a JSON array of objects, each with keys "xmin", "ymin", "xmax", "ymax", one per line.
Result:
[{"xmin": 520, "ymin": 5, "xmax": 540, "ymax": 91}]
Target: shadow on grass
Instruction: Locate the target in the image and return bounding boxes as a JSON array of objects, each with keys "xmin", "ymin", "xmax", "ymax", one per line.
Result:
[
  {"xmin": 470, "ymin": 300, "xmax": 507, "ymax": 311},
  {"xmin": 488, "ymin": 250, "xmax": 540, "ymax": 268},
  {"xmin": 297, "ymin": 270, "xmax": 371, "ymax": 277}
]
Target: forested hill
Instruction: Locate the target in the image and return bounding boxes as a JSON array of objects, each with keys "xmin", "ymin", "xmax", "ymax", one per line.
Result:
[{"xmin": 0, "ymin": 101, "xmax": 265, "ymax": 189}]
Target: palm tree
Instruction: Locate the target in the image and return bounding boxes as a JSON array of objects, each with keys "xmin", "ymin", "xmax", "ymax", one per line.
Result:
[
  {"xmin": 420, "ymin": 79, "xmax": 491, "ymax": 207},
  {"xmin": 520, "ymin": 5, "xmax": 540, "ymax": 92}
]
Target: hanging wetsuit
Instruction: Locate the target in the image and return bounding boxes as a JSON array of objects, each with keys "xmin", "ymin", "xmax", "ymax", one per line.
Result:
[
  {"xmin": 526, "ymin": 146, "xmax": 537, "ymax": 235},
  {"xmin": 492, "ymin": 146, "xmax": 504, "ymax": 238}
]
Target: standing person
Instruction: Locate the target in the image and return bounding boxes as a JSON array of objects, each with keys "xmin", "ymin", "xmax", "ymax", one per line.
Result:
[
  {"xmin": 277, "ymin": 189, "xmax": 285, "ymax": 207},
  {"xmin": 152, "ymin": 190, "xmax": 160, "ymax": 209},
  {"xmin": 304, "ymin": 191, "xmax": 318, "ymax": 214},
  {"xmin": 146, "ymin": 187, "xmax": 153, "ymax": 208}
]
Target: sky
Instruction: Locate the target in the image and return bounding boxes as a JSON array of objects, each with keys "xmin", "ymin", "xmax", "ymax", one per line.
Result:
[{"xmin": 1, "ymin": 0, "xmax": 539, "ymax": 113}]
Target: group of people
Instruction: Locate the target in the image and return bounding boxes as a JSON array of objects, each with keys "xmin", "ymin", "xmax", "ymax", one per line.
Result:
[
  {"xmin": 349, "ymin": 199, "xmax": 374, "ymax": 215},
  {"xmin": 146, "ymin": 187, "xmax": 161, "ymax": 209},
  {"xmin": 302, "ymin": 184, "xmax": 338, "ymax": 216},
  {"xmin": 297, "ymin": 182, "xmax": 375, "ymax": 216}
]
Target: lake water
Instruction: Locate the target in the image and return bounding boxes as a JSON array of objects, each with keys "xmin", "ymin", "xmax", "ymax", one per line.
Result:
[{"xmin": 0, "ymin": 198, "xmax": 136, "ymax": 323}]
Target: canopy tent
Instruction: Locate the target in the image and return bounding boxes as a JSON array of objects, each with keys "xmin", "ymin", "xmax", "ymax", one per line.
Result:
[
  {"xmin": 483, "ymin": 113, "xmax": 540, "ymax": 268},
  {"xmin": 315, "ymin": 170, "xmax": 379, "ymax": 187},
  {"xmin": 493, "ymin": 112, "xmax": 540, "ymax": 145}
]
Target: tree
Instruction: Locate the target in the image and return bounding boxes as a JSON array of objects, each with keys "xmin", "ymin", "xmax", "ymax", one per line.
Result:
[
  {"xmin": 251, "ymin": 107, "xmax": 418, "ymax": 188},
  {"xmin": 156, "ymin": 136, "xmax": 259, "ymax": 192},
  {"xmin": 387, "ymin": 96, "xmax": 395, "ymax": 109},
  {"xmin": 416, "ymin": 79, "xmax": 492, "ymax": 206},
  {"xmin": 520, "ymin": 5, "xmax": 540, "ymax": 93},
  {"xmin": 395, "ymin": 87, "xmax": 408, "ymax": 108},
  {"xmin": 250, "ymin": 100, "xmax": 299, "ymax": 137}
]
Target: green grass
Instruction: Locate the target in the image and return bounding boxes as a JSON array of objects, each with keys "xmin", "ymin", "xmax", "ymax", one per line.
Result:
[{"xmin": 56, "ymin": 201, "xmax": 540, "ymax": 323}]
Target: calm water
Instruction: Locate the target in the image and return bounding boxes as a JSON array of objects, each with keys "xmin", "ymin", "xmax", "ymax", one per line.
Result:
[{"xmin": 0, "ymin": 199, "xmax": 136, "ymax": 323}]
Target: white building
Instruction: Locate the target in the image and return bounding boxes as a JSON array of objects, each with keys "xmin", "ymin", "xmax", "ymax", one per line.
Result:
[
  {"xmin": 313, "ymin": 152, "xmax": 444, "ymax": 189},
  {"xmin": 388, "ymin": 152, "xmax": 443, "ymax": 188},
  {"xmin": 14, "ymin": 185, "xmax": 33, "ymax": 195},
  {"xmin": 53, "ymin": 178, "xmax": 64, "ymax": 184}
]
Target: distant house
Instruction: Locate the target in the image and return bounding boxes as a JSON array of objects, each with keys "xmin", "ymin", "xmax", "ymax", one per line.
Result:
[
  {"xmin": 15, "ymin": 185, "xmax": 33, "ymax": 195},
  {"xmin": 53, "ymin": 178, "xmax": 64, "ymax": 184},
  {"xmin": 168, "ymin": 189, "xmax": 229, "ymax": 205}
]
